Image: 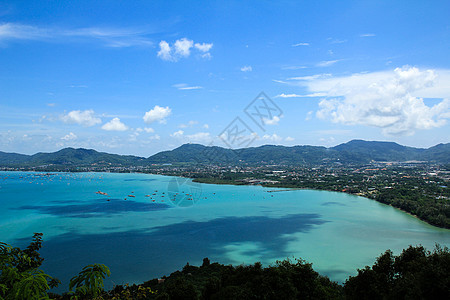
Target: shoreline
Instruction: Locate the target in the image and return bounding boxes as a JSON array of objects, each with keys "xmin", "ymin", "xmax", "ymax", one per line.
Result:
[{"xmin": 1, "ymin": 169, "xmax": 448, "ymax": 230}]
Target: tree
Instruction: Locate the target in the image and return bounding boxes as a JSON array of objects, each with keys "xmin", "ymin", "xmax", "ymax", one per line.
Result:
[
  {"xmin": 344, "ymin": 245, "xmax": 450, "ymax": 300},
  {"xmin": 69, "ymin": 264, "xmax": 111, "ymax": 299},
  {"xmin": 0, "ymin": 233, "xmax": 59, "ymax": 300}
]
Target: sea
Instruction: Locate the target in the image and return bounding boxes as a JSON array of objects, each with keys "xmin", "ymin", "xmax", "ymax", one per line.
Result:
[{"xmin": 0, "ymin": 171, "xmax": 449, "ymax": 292}]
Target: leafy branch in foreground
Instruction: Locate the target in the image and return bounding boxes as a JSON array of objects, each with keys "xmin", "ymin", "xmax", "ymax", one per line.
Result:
[
  {"xmin": 69, "ymin": 264, "xmax": 110, "ymax": 299},
  {"xmin": 0, "ymin": 233, "xmax": 59, "ymax": 300}
]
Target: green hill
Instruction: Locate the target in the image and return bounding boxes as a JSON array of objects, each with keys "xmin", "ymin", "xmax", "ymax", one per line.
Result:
[{"xmin": 1, "ymin": 140, "xmax": 449, "ymax": 167}]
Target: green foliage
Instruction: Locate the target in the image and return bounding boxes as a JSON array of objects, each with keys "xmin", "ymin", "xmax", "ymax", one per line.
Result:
[
  {"xmin": 376, "ymin": 185, "xmax": 450, "ymax": 228},
  {"xmin": 0, "ymin": 233, "xmax": 59, "ymax": 300},
  {"xmin": 69, "ymin": 264, "xmax": 111, "ymax": 299},
  {"xmin": 109, "ymin": 284, "xmax": 156, "ymax": 300},
  {"xmin": 147, "ymin": 258, "xmax": 343, "ymax": 300},
  {"xmin": 344, "ymin": 244, "xmax": 450, "ymax": 300}
]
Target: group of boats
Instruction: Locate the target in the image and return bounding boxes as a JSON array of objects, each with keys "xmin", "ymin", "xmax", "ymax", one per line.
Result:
[{"xmin": 95, "ymin": 190, "xmax": 196, "ymax": 202}]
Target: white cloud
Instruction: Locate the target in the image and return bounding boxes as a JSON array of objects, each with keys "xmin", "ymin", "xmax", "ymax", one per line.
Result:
[
  {"xmin": 0, "ymin": 22, "xmax": 153, "ymax": 47},
  {"xmin": 305, "ymin": 111, "xmax": 313, "ymax": 121},
  {"xmin": 305, "ymin": 66, "xmax": 450, "ymax": 136},
  {"xmin": 157, "ymin": 38, "xmax": 212, "ymax": 61},
  {"xmin": 285, "ymin": 136, "xmax": 295, "ymax": 142},
  {"xmin": 263, "ymin": 116, "xmax": 281, "ymax": 125},
  {"xmin": 194, "ymin": 42, "xmax": 213, "ymax": 52},
  {"xmin": 0, "ymin": 23, "xmax": 48, "ymax": 41},
  {"xmin": 143, "ymin": 105, "xmax": 172, "ymax": 124},
  {"xmin": 174, "ymin": 38, "xmax": 193, "ymax": 57},
  {"xmin": 292, "ymin": 42, "xmax": 309, "ymax": 46},
  {"xmin": 61, "ymin": 110, "xmax": 101, "ymax": 127},
  {"xmin": 240, "ymin": 66, "xmax": 252, "ymax": 72},
  {"xmin": 273, "ymin": 79, "xmax": 289, "ymax": 84},
  {"xmin": 101, "ymin": 117, "xmax": 129, "ymax": 131},
  {"xmin": 149, "ymin": 134, "xmax": 160, "ymax": 140},
  {"xmin": 360, "ymin": 33, "xmax": 375, "ymax": 37},
  {"xmin": 173, "ymin": 83, "xmax": 203, "ymax": 90},
  {"xmin": 143, "ymin": 127, "xmax": 154, "ymax": 133},
  {"xmin": 61, "ymin": 132, "xmax": 77, "ymax": 141},
  {"xmin": 262, "ymin": 134, "xmax": 283, "ymax": 143},
  {"xmin": 201, "ymin": 52, "xmax": 212, "ymax": 60},
  {"xmin": 276, "ymin": 93, "xmax": 327, "ymax": 98},
  {"xmin": 203, "ymin": 124, "xmax": 209, "ymax": 129},
  {"xmin": 157, "ymin": 40, "xmax": 172, "ymax": 61},
  {"xmin": 317, "ymin": 60, "xmax": 340, "ymax": 67},
  {"xmin": 171, "ymin": 130, "xmax": 184, "ymax": 138},
  {"xmin": 288, "ymin": 74, "xmax": 332, "ymax": 81}
]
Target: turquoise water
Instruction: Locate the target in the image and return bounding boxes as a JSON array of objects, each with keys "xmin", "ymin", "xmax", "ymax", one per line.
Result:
[{"xmin": 1, "ymin": 171, "xmax": 449, "ymax": 291}]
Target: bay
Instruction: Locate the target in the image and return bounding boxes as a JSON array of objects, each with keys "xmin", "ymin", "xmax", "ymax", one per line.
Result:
[{"xmin": 0, "ymin": 171, "xmax": 449, "ymax": 292}]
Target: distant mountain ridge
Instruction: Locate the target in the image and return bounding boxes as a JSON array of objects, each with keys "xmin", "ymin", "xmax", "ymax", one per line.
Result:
[{"xmin": 0, "ymin": 140, "xmax": 449, "ymax": 168}]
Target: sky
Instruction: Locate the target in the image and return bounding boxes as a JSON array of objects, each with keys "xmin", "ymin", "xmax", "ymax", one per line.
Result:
[{"xmin": 0, "ymin": 0, "xmax": 449, "ymax": 157}]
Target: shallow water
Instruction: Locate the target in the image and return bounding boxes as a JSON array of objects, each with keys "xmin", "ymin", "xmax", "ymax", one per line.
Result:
[{"xmin": 0, "ymin": 171, "xmax": 448, "ymax": 291}]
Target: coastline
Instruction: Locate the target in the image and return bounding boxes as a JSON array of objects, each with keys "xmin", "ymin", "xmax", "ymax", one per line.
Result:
[
  {"xmin": 1, "ymin": 169, "xmax": 448, "ymax": 230},
  {"xmin": 190, "ymin": 176, "xmax": 449, "ymax": 230}
]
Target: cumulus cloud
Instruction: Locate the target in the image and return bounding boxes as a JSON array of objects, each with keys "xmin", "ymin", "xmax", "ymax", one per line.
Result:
[
  {"xmin": 143, "ymin": 105, "xmax": 172, "ymax": 124},
  {"xmin": 285, "ymin": 136, "xmax": 295, "ymax": 142},
  {"xmin": 61, "ymin": 132, "xmax": 77, "ymax": 141},
  {"xmin": 61, "ymin": 110, "xmax": 101, "ymax": 127},
  {"xmin": 240, "ymin": 65, "xmax": 252, "ymax": 72},
  {"xmin": 300, "ymin": 66, "xmax": 450, "ymax": 136},
  {"xmin": 262, "ymin": 133, "xmax": 283, "ymax": 143},
  {"xmin": 157, "ymin": 38, "xmax": 213, "ymax": 61},
  {"xmin": 157, "ymin": 40, "xmax": 172, "ymax": 60},
  {"xmin": 101, "ymin": 117, "xmax": 129, "ymax": 131},
  {"xmin": 170, "ymin": 130, "xmax": 184, "ymax": 138},
  {"xmin": 174, "ymin": 38, "xmax": 193, "ymax": 57},
  {"xmin": 263, "ymin": 116, "xmax": 281, "ymax": 125},
  {"xmin": 194, "ymin": 42, "xmax": 213, "ymax": 52}
]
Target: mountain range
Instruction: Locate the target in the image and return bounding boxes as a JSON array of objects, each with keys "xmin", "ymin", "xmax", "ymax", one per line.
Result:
[{"xmin": 0, "ymin": 140, "xmax": 449, "ymax": 168}]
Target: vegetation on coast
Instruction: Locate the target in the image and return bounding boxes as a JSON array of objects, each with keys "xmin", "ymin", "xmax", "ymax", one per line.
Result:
[
  {"xmin": 190, "ymin": 164, "xmax": 450, "ymax": 229},
  {"xmin": 1, "ymin": 234, "xmax": 449, "ymax": 299}
]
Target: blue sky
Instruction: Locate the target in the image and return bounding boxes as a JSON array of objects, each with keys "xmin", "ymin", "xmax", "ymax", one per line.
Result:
[{"xmin": 1, "ymin": 0, "xmax": 449, "ymax": 156}]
